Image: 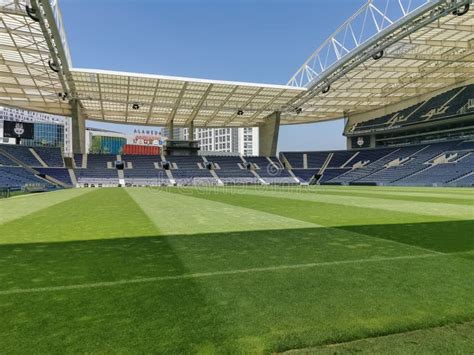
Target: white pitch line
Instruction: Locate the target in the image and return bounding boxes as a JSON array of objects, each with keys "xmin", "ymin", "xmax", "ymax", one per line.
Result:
[{"xmin": 0, "ymin": 253, "xmax": 446, "ymax": 296}]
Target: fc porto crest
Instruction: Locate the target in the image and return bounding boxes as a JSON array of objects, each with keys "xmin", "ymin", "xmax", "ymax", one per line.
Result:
[{"xmin": 13, "ymin": 122, "xmax": 25, "ymax": 137}]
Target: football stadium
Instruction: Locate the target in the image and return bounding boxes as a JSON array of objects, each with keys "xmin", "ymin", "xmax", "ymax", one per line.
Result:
[{"xmin": 0, "ymin": 0, "xmax": 473, "ymax": 353}]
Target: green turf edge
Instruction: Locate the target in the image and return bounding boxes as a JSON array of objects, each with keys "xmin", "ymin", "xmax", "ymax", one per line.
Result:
[{"xmin": 282, "ymin": 320, "xmax": 474, "ymax": 354}]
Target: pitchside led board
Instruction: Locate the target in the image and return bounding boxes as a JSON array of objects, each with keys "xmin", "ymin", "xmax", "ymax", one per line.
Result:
[{"xmin": 3, "ymin": 121, "xmax": 34, "ymax": 139}]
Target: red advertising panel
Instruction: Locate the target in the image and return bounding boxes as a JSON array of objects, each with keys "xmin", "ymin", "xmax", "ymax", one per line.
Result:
[{"xmin": 122, "ymin": 144, "xmax": 160, "ymax": 155}]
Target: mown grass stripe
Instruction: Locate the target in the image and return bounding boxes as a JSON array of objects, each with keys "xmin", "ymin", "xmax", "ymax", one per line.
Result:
[
  {"xmin": 315, "ymin": 187, "xmax": 474, "ymax": 201},
  {"xmin": 231, "ymin": 185, "xmax": 474, "ymax": 201},
  {"xmin": 219, "ymin": 187, "xmax": 474, "ymax": 219},
  {"xmin": 0, "ymin": 188, "xmax": 158, "ymax": 245},
  {"xmin": 165, "ymin": 188, "xmax": 473, "ymax": 253},
  {"xmin": 126, "ymin": 188, "xmax": 317, "ymax": 235},
  {"xmin": 0, "ymin": 188, "xmax": 93, "ymax": 225},
  {"xmin": 0, "ymin": 253, "xmax": 444, "ymax": 296},
  {"xmin": 316, "ymin": 185, "xmax": 473, "ymax": 196},
  {"xmin": 308, "ymin": 190, "xmax": 474, "ymax": 206}
]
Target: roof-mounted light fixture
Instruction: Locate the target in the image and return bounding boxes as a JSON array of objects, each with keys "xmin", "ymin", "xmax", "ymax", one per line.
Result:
[
  {"xmin": 48, "ymin": 59, "xmax": 59, "ymax": 73},
  {"xmin": 25, "ymin": 5, "xmax": 40, "ymax": 22},
  {"xmin": 372, "ymin": 50, "xmax": 384, "ymax": 61},
  {"xmin": 58, "ymin": 92, "xmax": 68, "ymax": 101},
  {"xmin": 453, "ymin": 4, "xmax": 469, "ymax": 16}
]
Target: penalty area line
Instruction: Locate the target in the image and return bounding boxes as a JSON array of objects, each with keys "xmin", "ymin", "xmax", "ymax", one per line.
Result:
[{"xmin": 0, "ymin": 253, "xmax": 446, "ymax": 296}]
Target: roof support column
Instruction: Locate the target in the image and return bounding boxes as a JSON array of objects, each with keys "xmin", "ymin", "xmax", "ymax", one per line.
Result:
[
  {"xmin": 71, "ymin": 99, "xmax": 86, "ymax": 154},
  {"xmin": 258, "ymin": 111, "xmax": 280, "ymax": 157},
  {"xmin": 167, "ymin": 120, "xmax": 174, "ymax": 140},
  {"xmin": 187, "ymin": 121, "xmax": 194, "ymax": 141}
]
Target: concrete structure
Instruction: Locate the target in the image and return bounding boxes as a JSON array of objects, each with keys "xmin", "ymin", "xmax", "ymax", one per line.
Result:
[
  {"xmin": 0, "ymin": 106, "xmax": 72, "ymax": 154},
  {"xmin": 71, "ymin": 100, "xmax": 86, "ymax": 154},
  {"xmin": 259, "ymin": 112, "xmax": 280, "ymax": 157}
]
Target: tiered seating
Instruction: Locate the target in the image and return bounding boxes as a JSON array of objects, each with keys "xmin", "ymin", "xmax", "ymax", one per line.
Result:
[
  {"xmin": 0, "ymin": 144, "xmax": 40, "ymax": 166},
  {"xmin": 283, "ymin": 152, "xmax": 304, "ymax": 168},
  {"xmin": 282, "ymin": 149, "xmax": 396, "ymax": 184},
  {"xmin": 0, "ymin": 152, "xmax": 18, "ymax": 166},
  {"xmin": 87, "ymin": 154, "xmax": 116, "ymax": 168},
  {"xmin": 34, "ymin": 147, "xmax": 64, "ymax": 167},
  {"xmin": 399, "ymin": 152, "xmax": 473, "ymax": 185},
  {"xmin": 354, "ymin": 102, "xmax": 424, "ymax": 132},
  {"xmin": 282, "ymin": 139, "xmax": 474, "ymax": 186},
  {"xmin": 345, "ymin": 145, "xmax": 426, "ymax": 183},
  {"xmin": 292, "ymin": 169, "xmax": 317, "ymax": 183},
  {"xmin": 352, "ymin": 84, "xmax": 474, "ymax": 133},
  {"xmin": 262, "ymin": 157, "xmax": 298, "ymax": 184},
  {"xmin": 244, "ymin": 156, "xmax": 273, "ymax": 172},
  {"xmin": 168, "ymin": 156, "xmax": 216, "ymax": 185},
  {"xmin": 3, "ymin": 143, "xmax": 466, "ymax": 188},
  {"xmin": 415, "ymin": 86, "xmax": 473, "ymax": 122},
  {"xmin": 451, "ymin": 172, "xmax": 474, "ymax": 186},
  {"xmin": 0, "ymin": 167, "xmax": 54, "ymax": 189},
  {"xmin": 351, "ymin": 148, "xmax": 396, "ymax": 165},
  {"xmin": 36, "ymin": 168, "xmax": 72, "ymax": 186},
  {"xmin": 74, "ymin": 154, "xmax": 118, "ymax": 185},
  {"xmin": 457, "ymin": 140, "xmax": 474, "ymax": 150},
  {"xmin": 211, "ymin": 156, "xmax": 259, "ymax": 184},
  {"xmin": 123, "ymin": 155, "xmax": 169, "ymax": 186},
  {"xmin": 306, "ymin": 152, "xmax": 329, "ymax": 169},
  {"xmin": 245, "ymin": 156, "xmax": 296, "ymax": 184},
  {"xmin": 326, "ymin": 148, "xmax": 397, "ymax": 183},
  {"xmin": 74, "ymin": 153, "xmax": 83, "ymax": 168},
  {"xmin": 327, "ymin": 151, "xmax": 356, "ymax": 168},
  {"xmin": 75, "ymin": 169, "xmax": 119, "ymax": 185},
  {"xmin": 360, "ymin": 141, "xmax": 459, "ymax": 184},
  {"xmin": 319, "ymin": 168, "xmax": 351, "ymax": 183},
  {"xmin": 75, "ymin": 169, "xmax": 118, "ymax": 185}
]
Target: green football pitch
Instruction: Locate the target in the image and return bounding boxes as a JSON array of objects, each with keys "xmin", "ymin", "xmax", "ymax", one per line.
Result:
[{"xmin": 0, "ymin": 186, "xmax": 473, "ymax": 353}]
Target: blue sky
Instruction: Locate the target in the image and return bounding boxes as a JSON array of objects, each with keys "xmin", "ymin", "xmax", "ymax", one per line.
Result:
[{"xmin": 59, "ymin": 0, "xmax": 365, "ymax": 151}]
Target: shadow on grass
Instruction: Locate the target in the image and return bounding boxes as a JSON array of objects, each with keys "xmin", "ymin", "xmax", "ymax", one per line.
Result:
[
  {"xmin": 0, "ymin": 233, "xmax": 234, "ymax": 353},
  {"xmin": 0, "ymin": 220, "xmax": 473, "ymax": 352},
  {"xmin": 1, "ymin": 218, "xmax": 472, "ymax": 253},
  {"xmin": 337, "ymin": 219, "xmax": 474, "ymax": 253}
]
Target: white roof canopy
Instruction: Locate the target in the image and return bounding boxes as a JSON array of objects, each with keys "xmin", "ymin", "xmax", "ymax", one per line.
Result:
[
  {"xmin": 71, "ymin": 69, "xmax": 306, "ymax": 127},
  {"xmin": 1, "ymin": 0, "xmax": 474, "ymax": 126},
  {"xmin": 0, "ymin": 0, "xmax": 70, "ymax": 116},
  {"xmin": 288, "ymin": 0, "xmax": 474, "ymax": 122}
]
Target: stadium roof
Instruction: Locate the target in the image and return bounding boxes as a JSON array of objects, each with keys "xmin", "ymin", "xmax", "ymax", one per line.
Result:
[
  {"xmin": 70, "ymin": 69, "xmax": 305, "ymax": 127},
  {"xmin": 0, "ymin": 0, "xmax": 473, "ymax": 126},
  {"xmin": 0, "ymin": 0, "xmax": 70, "ymax": 116}
]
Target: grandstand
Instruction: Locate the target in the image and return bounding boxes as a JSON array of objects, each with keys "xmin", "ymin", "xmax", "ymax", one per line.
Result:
[
  {"xmin": 1, "ymin": 0, "xmax": 474, "ymax": 353},
  {"xmin": 167, "ymin": 155, "xmax": 216, "ymax": 186},
  {"xmin": 74, "ymin": 154, "xmax": 119, "ymax": 187},
  {"xmin": 209, "ymin": 156, "xmax": 258, "ymax": 185},
  {"xmin": 0, "ymin": 0, "xmax": 473, "ymax": 190},
  {"xmin": 281, "ymin": 138, "xmax": 474, "ymax": 186},
  {"xmin": 122, "ymin": 155, "xmax": 169, "ymax": 186},
  {"xmin": 4, "ymin": 134, "xmax": 470, "ymax": 188},
  {"xmin": 0, "ymin": 145, "xmax": 70, "ymax": 191}
]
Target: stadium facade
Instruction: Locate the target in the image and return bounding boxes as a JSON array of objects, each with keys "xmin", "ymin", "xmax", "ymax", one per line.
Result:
[
  {"xmin": 0, "ymin": 0, "xmax": 473, "ymax": 190},
  {"xmin": 0, "ymin": 106, "xmax": 72, "ymax": 153}
]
